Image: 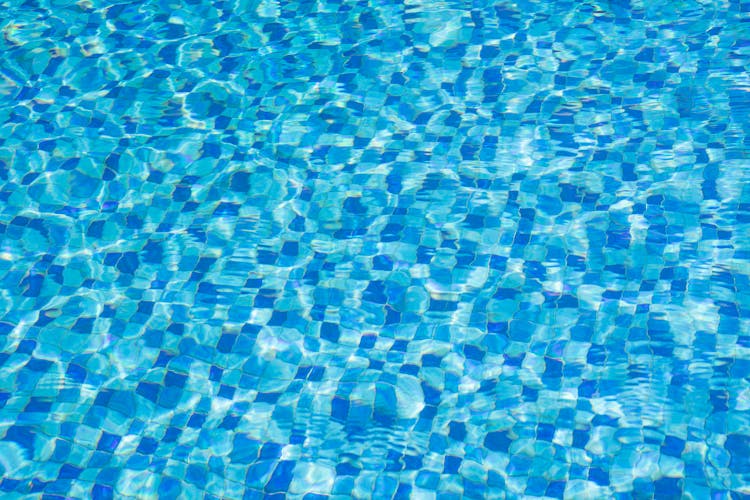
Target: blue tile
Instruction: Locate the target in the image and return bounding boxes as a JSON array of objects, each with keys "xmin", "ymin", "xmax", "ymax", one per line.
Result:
[
  {"xmin": 265, "ymin": 461, "xmax": 295, "ymax": 493},
  {"xmin": 485, "ymin": 431, "xmax": 512, "ymax": 453}
]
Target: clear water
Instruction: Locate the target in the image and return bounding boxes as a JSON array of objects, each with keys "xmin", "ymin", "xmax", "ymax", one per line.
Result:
[{"xmin": 1, "ymin": 0, "xmax": 749, "ymax": 498}]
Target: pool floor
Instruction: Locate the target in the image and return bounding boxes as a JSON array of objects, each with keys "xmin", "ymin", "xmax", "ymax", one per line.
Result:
[{"xmin": 1, "ymin": 0, "xmax": 750, "ymax": 498}]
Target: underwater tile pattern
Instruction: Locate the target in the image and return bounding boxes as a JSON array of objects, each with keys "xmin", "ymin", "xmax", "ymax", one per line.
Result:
[{"xmin": 1, "ymin": 0, "xmax": 750, "ymax": 498}]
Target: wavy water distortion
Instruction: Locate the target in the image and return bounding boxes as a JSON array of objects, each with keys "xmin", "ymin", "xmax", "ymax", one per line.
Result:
[{"xmin": 1, "ymin": 0, "xmax": 750, "ymax": 498}]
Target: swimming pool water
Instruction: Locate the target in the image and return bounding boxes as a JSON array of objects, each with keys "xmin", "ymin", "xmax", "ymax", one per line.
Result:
[{"xmin": 1, "ymin": 0, "xmax": 750, "ymax": 498}]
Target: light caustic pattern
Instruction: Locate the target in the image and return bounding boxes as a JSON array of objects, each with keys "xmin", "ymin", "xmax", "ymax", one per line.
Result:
[{"xmin": 0, "ymin": 0, "xmax": 749, "ymax": 498}]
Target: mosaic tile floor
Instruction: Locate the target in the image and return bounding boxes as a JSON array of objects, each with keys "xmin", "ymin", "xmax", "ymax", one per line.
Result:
[{"xmin": 1, "ymin": 0, "xmax": 750, "ymax": 498}]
